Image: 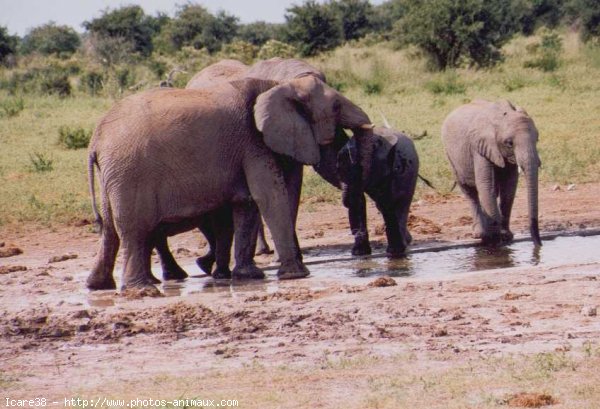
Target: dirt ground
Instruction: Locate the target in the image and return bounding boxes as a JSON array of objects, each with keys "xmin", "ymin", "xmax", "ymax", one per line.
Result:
[{"xmin": 1, "ymin": 183, "xmax": 599, "ymax": 408}]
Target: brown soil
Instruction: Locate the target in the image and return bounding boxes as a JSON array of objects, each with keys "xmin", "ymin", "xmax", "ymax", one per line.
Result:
[{"xmin": 1, "ymin": 182, "xmax": 599, "ymax": 406}]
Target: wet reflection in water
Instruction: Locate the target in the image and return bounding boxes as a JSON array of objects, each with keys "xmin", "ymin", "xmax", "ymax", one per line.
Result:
[{"xmin": 83, "ymin": 234, "xmax": 600, "ymax": 305}]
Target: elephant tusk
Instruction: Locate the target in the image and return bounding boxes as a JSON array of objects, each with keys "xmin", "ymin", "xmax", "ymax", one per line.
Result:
[
  {"xmin": 359, "ymin": 123, "xmax": 375, "ymax": 130},
  {"xmin": 379, "ymin": 111, "xmax": 391, "ymax": 129}
]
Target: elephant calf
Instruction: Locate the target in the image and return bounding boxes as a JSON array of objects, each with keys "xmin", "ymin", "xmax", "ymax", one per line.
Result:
[{"xmin": 442, "ymin": 99, "xmax": 542, "ymax": 246}]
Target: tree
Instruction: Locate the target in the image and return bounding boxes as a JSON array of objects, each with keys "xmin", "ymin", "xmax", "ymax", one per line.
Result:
[
  {"xmin": 329, "ymin": 0, "xmax": 373, "ymax": 41},
  {"xmin": 83, "ymin": 5, "xmax": 158, "ymax": 56},
  {"xmin": 520, "ymin": 0, "xmax": 565, "ymax": 35},
  {"xmin": 567, "ymin": 0, "xmax": 600, "ymax": 43},
  {"xmin": 156, "ymin": 5, "xmax": 239, "ymax": 53},
  {"xmin": 396, "ymin": 0, "xmax": 524, "ymax": 70},
  {"xmin": 370, "ymin": 0, "xmax": 407, "ymax": 34},
  {"xmin": 0, "ymin": 26, "xmax": 18, "ymax": 66},
  {"xmin": 21, "ymin": 22, "xmax": 80, "ymax": 56},
  {"xmin": 283, "ymin": 0, "xmax": 342, "ymax": 56},
  {"xmin": 237, "ymin": 21, "xmax": 280, "ymax": 46}
]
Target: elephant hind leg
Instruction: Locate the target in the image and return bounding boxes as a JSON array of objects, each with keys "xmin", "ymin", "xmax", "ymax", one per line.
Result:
[
  {"xmin": 120, "ymin": 233, "xmax": 158, "ymax": 290},
  {"xmin": 211, "ymin": 205, "xmax": 233, "ymax": 280},
  {"xmin": 87, "ymin": 201, "xmax": 119, "ymax": 290}
]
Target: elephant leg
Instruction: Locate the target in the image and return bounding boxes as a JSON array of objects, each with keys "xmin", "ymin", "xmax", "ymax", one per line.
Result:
[
  {"xmin": 155, "ymin": 235, "xmax": 189, "ymax": 281},
  {"xmin": 232, "ymin": 201, "xmax": 264, "ymax": 279},
  {"xmin": 87, "ymin": 202, "xmax": 119, "ymax": 290},
  {"xmin": 196, "ymin": 222, "xmax": 216, "ymax": 275},
  {"xmin": 120, "ymin": 232, "xmax": 157, "ymax": 289},
  {"xmin": 458, "ymin": 182, "xmax": 486, "ymax": 239},
  {"xmin": 496, "ymin": 164, "xmax": 518, "ymax": 242},
  {"xmin": 342, "ymin": 168, "xmax": 371, "ymax": 256},
  {"xmin": 281, "ymin": 160, "xmax": 304, "ymax": 262},
  {"xmin": 211, "ymin": 206, "xmax": 233, "ymax": 280},
  {"xmin": 255, "ymin": 220, "xmax": 274, "ymax": 255},
  {"xmin": 473, "ymin": 156, "xmax": 503, "ymax": 244},
  {"xmin": 244, "ymin": 154, "xmax": 308, "ymax": 280}
]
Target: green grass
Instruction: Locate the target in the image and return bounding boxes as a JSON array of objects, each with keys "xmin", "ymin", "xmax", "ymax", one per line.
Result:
[{"xmin": 1, "ymin": 30, "xmax": 599, "ymax": 227}]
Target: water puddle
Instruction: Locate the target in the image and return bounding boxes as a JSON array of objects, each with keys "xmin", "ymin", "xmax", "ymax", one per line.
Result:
[{"xmin": 74, "ymin": 232, "xmax": 600, "ymax": 306}]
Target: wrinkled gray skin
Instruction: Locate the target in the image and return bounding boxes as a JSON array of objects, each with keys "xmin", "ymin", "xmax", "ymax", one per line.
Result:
[
  {"xmin": 157, "ymin": 59, "xmax": 417, "ymax": 280},
  {"xmin": 87, "ymin": 77, "xmax": 373, "ymax": 290},
  {"xmin": 442, "ymin": 99, "xmax": 542, "ymax": 246}
]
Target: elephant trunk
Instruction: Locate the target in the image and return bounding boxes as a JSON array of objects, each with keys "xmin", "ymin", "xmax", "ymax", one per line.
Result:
[{"xmin": 520, "ymin": 149, "xmax": 542, "ymax": 246}]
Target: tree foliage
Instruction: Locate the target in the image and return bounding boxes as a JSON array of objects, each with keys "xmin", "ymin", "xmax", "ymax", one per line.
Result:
[
  {"xmin": 284, "ymin": 0, "xmax": 342, "ymax": 56},
  {"xmin": 396, "ymin": 0, "xmax": 524, "ymax": 70},
  {"xmin": 21, "ymin": 22, "xmax": 80, "ymax": 57},
  {"xmin": 567, "ymin": 0, "xmax": 600, "ymax": 43},
  {"xmin": 0, "ymin": 26, "xmax": 19, "ymax": 65},
  {"xmin": 83, "ymin": 5, "xmax": 160, "ymax": 56},
  {"xmin": 520, "ymin": 0, "xmax": 565, "ymax": 35},
  {"xmin": 156, "ymin": 5, "xmax": 239, "ymax": 53},
  {"xmin": 329, "ymin": 0, "xmax": 373, "ymax": 41},
  {"xmin": 237, "ymin": 21, "xmax": 281, "ymax": 46}
]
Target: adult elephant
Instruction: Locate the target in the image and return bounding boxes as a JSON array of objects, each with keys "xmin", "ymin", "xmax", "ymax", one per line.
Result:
[
  {"xmin": 86, "ymin": 76, "xmax": 374, "ymax": 290},
  {"xmin": 441, "ymin": 99, "xmax": 542, "ymax": 246}
]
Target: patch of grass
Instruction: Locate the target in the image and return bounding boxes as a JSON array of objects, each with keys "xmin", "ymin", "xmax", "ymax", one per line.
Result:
[
  {"xmin": 300, "ymin": 168, "xmax": 339, "ymax": 208},
  {"xmin": 28, "ymin": 152, "xmax": 54, "ymax": 173},
  {"xmin": 425, "ymin": 71, "xmax": 466, "ymax": 95},
  {"xmin": 58, "ymin": 126, "xmax": 92, "ymax": 149},
  {"xmin": 0, "ymin": 97, "xmax": 24, "ymax": 118}
]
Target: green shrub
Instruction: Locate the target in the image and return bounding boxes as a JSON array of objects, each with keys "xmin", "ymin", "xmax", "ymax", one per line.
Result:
[
  {"xmin": 283, "ymin": 1, "xmax": 342, "ymax": 56},
  {"xmin": 425, "ymin": 72, "xmax": 466, "ymax": 94},
  {"xmin": 503, "ymin": 75, "xmax": 528, "ymax": 92},
  {"xmin": 28, "ymin": 152, "xmax": 54, "ymax": 173},
  {"xmin": 219, "ymin": 40, "xmax": 258, "ymax": 64},
  {"xmin": 524, "ymin": 29, "xmax": 563, "ymax": 72},
  {"xmin": 80, "ymin": 70, "xmax": 104, "ymax": 96},
  {"xmin": 363, "ymin": 79, "xmax": 382, "ymax": 95},
  {"xmin": 394, "ymin": 0, "xmax": 523, "ymax": 70},
  {"xmin": 40, "ymin": 71, "xmax": 71, "ymax": 97},
  {"xmin": 0, "ymin": 97, "xmax": 24, "ymax": 118},
  {"xmin": 58, "ymin": 126, "xmax": 92, "ymax": 149},
  {"xmin": 257, "ymin": 39, "xmax": 297, "ymax": 59},
  {"xmin": 20, "ymin": 23, "xmax": 81, "ymax": 57}
]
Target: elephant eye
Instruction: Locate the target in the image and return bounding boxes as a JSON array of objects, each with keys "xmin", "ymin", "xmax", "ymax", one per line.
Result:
[
  {"xmin": 333, "ymin": 99, "xmax": 341, "ymax": 114},
  {"xmin": 504, "ymin": 138, "xmax": 514, "ymax": 148}
]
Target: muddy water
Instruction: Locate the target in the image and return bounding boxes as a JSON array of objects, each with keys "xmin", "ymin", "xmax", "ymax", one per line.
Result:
[{"xmin": 79, "ymin": 233, "xmax": 600, "ymax": 305}]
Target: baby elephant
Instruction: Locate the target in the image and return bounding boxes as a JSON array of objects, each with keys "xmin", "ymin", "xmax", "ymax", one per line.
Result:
[{"xmin": 442, "ymin": 99, "xmax": 542, "ymax": 246}]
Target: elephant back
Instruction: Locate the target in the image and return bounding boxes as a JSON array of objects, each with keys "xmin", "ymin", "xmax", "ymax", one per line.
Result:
[
  {"xmin": 186, "ymin": 59, "xmax": 249, "ymax": 89},
  {"xmin": 246, "ymin": 58, "xmax": 326, "ymax": 83}
]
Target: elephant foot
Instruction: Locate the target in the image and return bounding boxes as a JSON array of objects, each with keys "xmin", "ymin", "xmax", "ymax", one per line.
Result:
[
  {"xmin": 212, "ymin": 266, "xmax": 232, "ymax": 280},
  {"xmin": 277, "ymin": 260, "xmax": 309, "ymax": 280},
  {"xmin": 86, "ymin": 273, "xmax": 117, "ymax": 291},
  {"xmin": 500, "ymin": 229, "xmax": 514, "ymax": 243},
  {"xmin": 480, "ymin": 230, "xmax": 503, "ymax": 246},
  {"xmin": 148, "ymin": 272, "xmax": 162, "ymax": 284},
  {"xmin": 351, "ymin": 240, "xmax": 372, "ymax": 256},
  {"xmin": 121, "ymin": 276, "xmax": 161, "ymax": 291},
  {"xmin": 196, "ymin": 254, "xmax": 215, "ymax": 275},
  {"xmin": 386, "ymin": 245, "xmax": 407, "ymax": 259},
  {"xmin": 162, "ymin": 265, "xmax": 189, "ymax": 281},
  {"xmin": 232, "ymin": 264, "xmax": 265, "ymax": 280}
]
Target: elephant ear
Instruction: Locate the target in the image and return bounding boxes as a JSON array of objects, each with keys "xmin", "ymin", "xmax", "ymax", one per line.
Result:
[
  {"xmin": 369, "ymin": 128, "xmax": 398, "ymax": 181},
  {"xmin": 473, "ymin": 125, "xmax": 505, "ymax": 168},
  {"xmin": 253, "ymin": 83, "xmax": 320, "ymax": 165}
]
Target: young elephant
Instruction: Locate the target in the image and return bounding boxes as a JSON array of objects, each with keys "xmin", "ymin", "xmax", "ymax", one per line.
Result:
[
  {"xmin": 442, "ymin": 99, "xmax": 542, "ymax": 246},
  {"xmin": 87, "ymin": 77, "xmax": 374, "ymax": 290}
]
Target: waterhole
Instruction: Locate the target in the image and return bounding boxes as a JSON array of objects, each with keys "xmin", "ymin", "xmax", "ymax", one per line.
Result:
[{"xmin": 79, "ymin": 231, "xmax": 600, "ymax": 305}]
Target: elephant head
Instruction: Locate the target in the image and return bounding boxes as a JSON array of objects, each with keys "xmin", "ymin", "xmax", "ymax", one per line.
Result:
[
  {"xmin": 475, "ymin": 100, "xmax": 542, "ymax": 245},
  {"xmin": 253, "ymin": 75, "xmax": 374, "ymax": 167}
]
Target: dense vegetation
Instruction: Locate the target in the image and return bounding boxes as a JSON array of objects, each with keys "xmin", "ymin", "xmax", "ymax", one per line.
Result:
[{"xmin": 0, "ymin": 0, "xmax": 599, "ymax": 226}]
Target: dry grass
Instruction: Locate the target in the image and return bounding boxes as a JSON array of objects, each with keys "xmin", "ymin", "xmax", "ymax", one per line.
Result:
[{"xmin": 1, "ymin": 30, "xmax": 599, "ymax": 227}]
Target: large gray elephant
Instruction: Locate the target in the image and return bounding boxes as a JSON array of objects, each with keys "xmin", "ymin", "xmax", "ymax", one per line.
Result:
[
  {"xmin": 441, "ymin": 99, "xmax": 542, "ymax": 246},
  {"xmin": 87, "ymin": 76, "xmax": 374, "ymax": 290},
  {"xmin": 153, "ymin": 59, "xmax": 419, "ymax": 281}
]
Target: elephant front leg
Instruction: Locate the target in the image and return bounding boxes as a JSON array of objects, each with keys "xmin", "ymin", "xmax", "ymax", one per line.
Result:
[
  {"xmin": 458, "ymin": 182, "xmax": 485, "ymax": 239},
  {"xmin": 231, "ymin": 200, "xmax": 265, "ymax": 280},
  {"xmin": 211, "ymin": 205, "xmax": 233, "ymax": 279},
  {"xmin": 341, "ymin": 166, "xmax": 371, "ymax": 256},
  {"xmin": 473, "ymin": 156, "xmax": 503, "ymax": 244},
  {"xmin": 496, "ymin": 164, "xmax": 518, "ymax": 243}
]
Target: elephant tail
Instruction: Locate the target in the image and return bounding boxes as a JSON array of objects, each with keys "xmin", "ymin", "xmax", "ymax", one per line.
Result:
[
  {"xmin": 88, "ymin": 150, "xmax": 103, "ymax": 233},
  {"xmin": 418, "ymin": 174, "xmax": 437, "ymax": 191}
]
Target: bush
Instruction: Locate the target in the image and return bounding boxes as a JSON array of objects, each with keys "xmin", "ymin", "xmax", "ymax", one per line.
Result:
[
  {"xmin": 395, "ymin": 0, "xmax": 524, "ymax": 70},
  {"xmin": 20, "ymin": 23, "xmax": 81, "ymax": 57},
  {"xmin": 567, "ymin": 0, "xmax": 600, "ymax": 43},
  {"xmin": 425, "ymin": 72, "xmax": 466, "ymax": 94},
  {"xmin": 0, "ymin": 97, "xmax": 24, "ymax": 118},
  {"xmin": 79, "ymin": 70, "xmax": 104, "ymax": 96},
  {"xmin": 329, "ymin": 0, "xmax": 373, "ymax": 41},
  {"xmin": 219, "ymin": 40, "xmax": 258, "ymax": 64},
  {"xmin": 283, "ymin": 1, "xmax": 342, "ymax": 56},
  {"xmin": 524, "ymin": 29, "xmax": 563, "ymax": 71},
  {"xmin": 40, "ymin": 71, "xmax": 71, "ymax": 97},
  {"xmin": 0, "ymin": 26, "xmax": 18, "ymax": 66},
  {"xmin": 237, "ymin": 21, "xmax": 280, "ymax": 46},
  {"xmin": 58, "ymin": 126, "xmax": 92, "ymax": 149},
  {"xmin": 257, "ymin": 39, "xmax": 297, "ymax": 59},
  {"xmin": 28, "ymin": 152, "xmax": 54, "ymax": 173}
]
